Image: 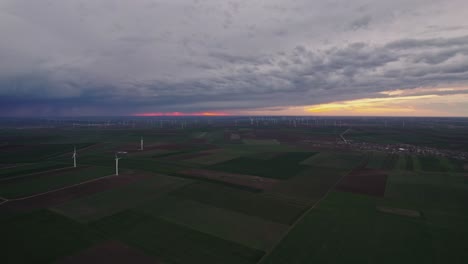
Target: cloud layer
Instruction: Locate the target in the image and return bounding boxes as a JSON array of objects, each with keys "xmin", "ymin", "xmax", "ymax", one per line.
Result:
[{"xmin": 1, "ymin": 0, "xmax": 468, "ymax": 116}]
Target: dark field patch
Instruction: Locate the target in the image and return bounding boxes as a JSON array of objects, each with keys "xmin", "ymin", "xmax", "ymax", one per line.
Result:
[
  {"xmin": 91, "ymin": 210, "xmax": 264, "ymax": 264},
  {"xmin": 0, "ymin": 162, "xmax": 69, "ymax": 179},
  {"xmin": 171, "ymin": 182, "xmax": 306, "ymax": 225},
  {"xmin": 137, "ymin": 196, "xmax": 289, "ymax": 251},
  {"xmin": 57, "ymin": 240, "xmax": 162, "ymax": 264},
  {"xmin": 0, "ymin": 166, "xmax": 87, "ymax": 184},
  {"xmin": 405, "ymin": 155, "xmax": 414, "ymax": 171},
  {"xmin": 0, "ymin": 166, "xmax": 114, "ymax": 199},
  {"xmin": 177, "ymin": 169, "xmax": 279, "ymax": 191},
  {"xmin": 208, "ymin": 152, "xmax": 316, "ymax": 179},
  {"xmin": 269, "ymin": 167, "xmax": 347, "ymax": 204},
  {"xmin": 381, "ymin": 154, "xmax": 399, "ymax": 170},
  {"xmin": 0, "ymin": 173, "xmax": 149, "ymax": 212},
  {"xmin": 262, "ymin": 191, "xmax": 468, "ymax": 264},
  {"xmin": 300, "ymin": 151, "xmax": 363, "ymax": 170},
  {"xmin": 53, "ymin": 173, "xmax": 190, "ymax": 222},
  {"xmin": 336, "ymin": 168, "xmax": 388, "ymax": 196},
  {"xmin": 0, "ymin": 210, "xmax": 102, "ymax": 264},
  {"xmin": 418, "ymin": 156, "xmax": 464, "ymax": 172},
  {"xmin": 0, "ymin": 143, "xmax": 93, "ymax": 163},
  {"xmin": 163, "ymin": 151, "xmax": 211, "ymax": 161}
]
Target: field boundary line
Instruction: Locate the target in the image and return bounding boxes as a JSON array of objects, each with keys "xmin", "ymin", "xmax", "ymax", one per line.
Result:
[
  {"xmin": 257, "ymin": 166, "xmax": 356, "ymax": 264},
  {"xmin": 0, "ymin": 166, "xmax": 75, "ymax": 182},
  {"xmin": 0, "ymin": 174, "xmax": 118, "ymax": 204},
  {"xmin": 46, "ymin": 143, "xmax": 101, "ymax": 160}
]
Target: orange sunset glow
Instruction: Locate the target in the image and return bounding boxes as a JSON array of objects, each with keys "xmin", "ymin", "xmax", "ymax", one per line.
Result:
[{"xmin": 133, "ymin": 112, "xmax": 229, "ymax": 117}]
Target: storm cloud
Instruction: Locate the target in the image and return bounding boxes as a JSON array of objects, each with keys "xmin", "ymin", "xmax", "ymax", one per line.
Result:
[{"xmin": 1, "ymin": 0, "xmax": 468, "ymax": 116}]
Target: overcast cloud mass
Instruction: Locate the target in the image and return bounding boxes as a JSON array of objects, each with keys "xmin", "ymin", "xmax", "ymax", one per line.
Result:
[{"xmin": 1, "ymin": 0, "xmax": 468, "ymax": 116}]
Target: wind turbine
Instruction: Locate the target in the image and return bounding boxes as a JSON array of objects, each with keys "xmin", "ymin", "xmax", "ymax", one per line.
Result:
[
  {"xmin": 72, "ymin": 146, "xmax": 77, "ymax": 168},
  {"xmin": 140, "ymin": 136, "xmax": 144, "ymax": 151},
  {"xmin": 115, "ymin": 151, "xmax": 127, "ymax": 175},
  {"xmin": 340, "ymin": 128, "xmax": 351, "ymax": 144}
]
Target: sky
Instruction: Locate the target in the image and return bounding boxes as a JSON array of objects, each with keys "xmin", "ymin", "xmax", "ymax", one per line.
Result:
[{"xmin": 1, "ymin": 0, "xmax": 468, "ymax": 117}]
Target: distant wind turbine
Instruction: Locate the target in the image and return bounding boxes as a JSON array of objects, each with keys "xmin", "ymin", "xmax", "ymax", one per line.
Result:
[
  {"xmin": 72, "ymin": 146, "xmax": 77, "ymax": 168},
  {"xmin": 340, "ymin": 128, "xmax": 351, "ymax": 144},
  {"xmin": 115, "ymin": 151, "xmax": 127, "ymax": 175}
]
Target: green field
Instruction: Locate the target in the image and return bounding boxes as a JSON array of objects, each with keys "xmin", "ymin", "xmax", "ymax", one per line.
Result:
[
  {"xmin": 0, "ymin": 162, "xmax": 69, "ymax": 179},
  {"xmin": 52, "ymin": 174, "xmax": 192, "ymax": 222},
  {"xmin": 0, "ymin": 166, "xmax": 114, "ymax": 198},
  {"xmin": 208, "ymin": 152, "xmax": 316, "ymax": 179},
  {"xmin": 138, "ymin": 195, "xmax": 289, "ymax": 251},
  {"xmin": 268, "ymin": 166, "xmax": 348, "ymax": 203},
  {"xmin": 262, "ymin": 191, "xmax": 468, "ymax": 264},
  {"xmin": 0, "ymin": 143, "xmax": 94, "ymax": 163},
  {"xmin": 171, "ymin": 182, "xmax": 307, "ymax": 225},
  {"xmin": 1, "ymin": 123, "xmax": 467, "ymax": 264},
  {"xmin": 300, "ymin": 151, "xmax": 363, "ymax": 170},
  {"xmin": 91, "ymin": 210, "xmax": 264, "ymax": 264},
  {"xmin": 0, "ymin": 210, "xmax": 102, "ymax": 264}
]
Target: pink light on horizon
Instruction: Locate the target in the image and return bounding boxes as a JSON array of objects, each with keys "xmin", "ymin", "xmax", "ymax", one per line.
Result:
[{"xmin": 133, "ymin": 111, "xmax": 230, "ymax": 117}]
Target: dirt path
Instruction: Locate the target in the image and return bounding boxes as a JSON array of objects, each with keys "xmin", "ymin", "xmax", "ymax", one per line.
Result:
[
  {"xmin": 0, "ymin": 173, "xmax": 151, "ymax": 212},
  {"xmin": 0, "ymin": 166, "xmax": 78, "ymax": 183},
  {"xmin": 1, "ymin": 174, "xmax": 117, "ymax": 202}
]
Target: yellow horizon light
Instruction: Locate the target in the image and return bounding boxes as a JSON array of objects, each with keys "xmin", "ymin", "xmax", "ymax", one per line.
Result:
[{"xmin": 306, "ymin": 94, "xmax": 438, "ymax": 113}]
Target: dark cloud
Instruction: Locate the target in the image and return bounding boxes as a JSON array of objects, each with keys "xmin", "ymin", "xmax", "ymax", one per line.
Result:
[{"xmin": 0, "ymin": 0, "xmax": 468, "ymax": 116}]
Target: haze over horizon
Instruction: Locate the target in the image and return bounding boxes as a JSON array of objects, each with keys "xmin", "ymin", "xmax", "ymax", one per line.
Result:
[{"xmin": 1, "ymin": 0, "xmax": 468, "ymax": 117}]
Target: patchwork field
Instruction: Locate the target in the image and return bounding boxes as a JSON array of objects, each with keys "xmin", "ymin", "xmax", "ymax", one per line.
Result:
[
  {"xmin": 0, "ymin": 166, "xmax": 114, "ymax": 199},
  {"xmin": 300, "ymin": 151, "xmax": 363, "ymax": 170},
  {"xmin": 91, "ymin": 210, "xmax": 264, "ymax": 264},
  {"xmin": 262, "ymin": 191, "xmax": 468, "ymax": 264},
  {"xmin": 0, "ymin": 162, "xmax": 70, "ymax": 180},
  {"xmin": 0, "ymin": 210, "xmax": 102, "ymax": 263},
  {"xmin": 1, "ymin": 124, "xmax": 467, "ymax": 264},
  {"xmin": 208, "ymin": 152, "xmax": 317, "ymax": 179},
  {"xmin": 171, "ymin": 182, "xmax": 307, "ymax": 225},
  {"xmin": 177, "ymin": 168, "xmax": 279, "ymax": 190},
  {"xmin": 53, "ymin": 173, "xmax": 191, "ymax": 222},
  {"xmin": 138, "ymin": 195, "xmax": 289, "ymax": 251}
]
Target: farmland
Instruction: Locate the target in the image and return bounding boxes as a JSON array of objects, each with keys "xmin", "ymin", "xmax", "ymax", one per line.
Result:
[{"xmin": 0, "ymin": 117, "xmax": 467, "ymax": 263}]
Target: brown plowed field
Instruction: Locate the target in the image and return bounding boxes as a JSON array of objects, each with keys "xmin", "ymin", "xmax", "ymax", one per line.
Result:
[
  {"xmin": 0, "ymin": 173, "xmax": 150, "ymax": 212},
  {"xmin": 336, "ymin": 168, "xmax": 388, "ymax": 196},
  {"xmin": 57, "ymin": 240, "xmax": 162, "ymax": 264},
  {"xmin": 178, "ymin": 169, "xmax": 280, "ymax": 191}
]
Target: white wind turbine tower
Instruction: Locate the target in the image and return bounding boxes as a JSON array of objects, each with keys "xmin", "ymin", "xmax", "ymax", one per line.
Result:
[
  {"xmin": 340, "ymin": 128, "xmax": 351, "ymax": 144},
  {"xmin": 140, "ymin": 136, "xmax": 144, "ymax": 151},
  {"xmin": 72, "ymin": 146, "xmax": 77, "ymax": 168},
  {"xmin": 115, "ymin": 151, "xmax": 127, "ymax": 175}
]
